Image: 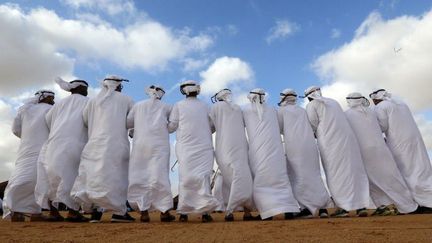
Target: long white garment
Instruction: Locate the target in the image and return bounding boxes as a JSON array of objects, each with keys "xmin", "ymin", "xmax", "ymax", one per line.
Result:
[
  {"xmin": 71, "ymin": 91, "xmax": 133, "ymax": 215},
  {"xmin": 374, "ymin": 100, "xmax": 432, "ymax": 207},
  {"xmin": 210, "ymin": 101, "xmax": 253, "ymax": 214},
  {"xmin": 345, "ymin": 106, "xmax": 418, "ymax": 213},
  {"xmin": 212, "ymin": 170, "xmax": 229, "ymax": 211},
  {"xmin": 168, "ymin": 97, "xmax": 219, "ymax": 214},
  {"xmin": 34, "ymin": 94, "xmax": 88, "ymax": 210},
  {"xmin": 243, "ymin": 104, "xmax": 299, "ymax": 219},
  {"xmin": 127, "ymin": 99, "xmax": 173, "ymax": 213},
  {"xmin": 306, "ymin": 98, "xmax": 369, "ymax": 211},
  {"xmin": 277, "ymin": 105, "xmax": 331, "ymax": 214},
  {"xmin": 3, "ymin": 103, "xmax": 52, "ymax": 218}
]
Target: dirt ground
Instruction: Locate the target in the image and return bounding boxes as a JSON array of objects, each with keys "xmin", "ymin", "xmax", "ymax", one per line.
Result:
[{"xmin": 0, "ymin": 211, "xmax": 431, "ymax": 243}]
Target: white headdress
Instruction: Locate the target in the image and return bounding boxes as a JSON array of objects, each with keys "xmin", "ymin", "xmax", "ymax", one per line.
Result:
[
  {"xmin": 55, "ymin": 77, "xmax": 88, "ymax": 92},
  {"xmin": 19, "ymin": 89, "xmax": 55, "ymax": 113},
  {"xmin": 97, "ymin": 75, "xmax": 129, "ymax": 105},
  {"xmin": 278, "ymin": 88, "xmax": 297, "ymax": 106},
  {"xmin": 369, "ymin": 89, "xmax": 402, "ymax": 105},
  {"xmin": 180, "ymin": 80, "xmax": 200, "ymax": 96},
  {"xmin": 145, "ymin": 85, "xmax": 165, "ymax": 100},
  {"xmin": 346, "ymin": 92, "xmax": 370, "ymax": 113},
  {"xmin": 247, "ymin": 88, "xmax": 266, "ymax": 121}
]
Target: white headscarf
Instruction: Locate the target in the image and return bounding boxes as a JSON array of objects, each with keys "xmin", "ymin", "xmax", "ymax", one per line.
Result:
[
  {"xmin": 180, "ymin": 80, "xmax": 200, "ymax": 96},
  {"xmin": 303, "ymin": 86, "xmax": 325, "ymax": 101},
  {"xmin": 97, "ymin": 75, "xmax": 128, "ymax": 105},
  {"xmin": 145, "ymin": 85, "xmax": 165, "ymax": 100},
  {"xmin": 278, "ymin": 89, "xmax": 297, "ymax": 106},
  {"xmin": 212, "ymin": 88, "xmax": 235, "ymax": 109},
  {"xmin": 247, "ymin": 88, "xmax": 266, "ymax": 121},
  {"xmin": 19, "ymin": 90, "xmax": 55, "ymax": 113},
  {"xmin": 369, "ymin": 89, "xmax": 403, "ymax": 105},
  {"xmin": 55, "ymin": 77, "xmax": 88, "ymax": 92},
  {"xmin": 346, "ymin": 92, "xmax": 370, "ymax": 113}
]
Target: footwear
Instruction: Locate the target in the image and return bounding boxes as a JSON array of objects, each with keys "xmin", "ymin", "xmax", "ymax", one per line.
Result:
[
  {"xmin": 295, "ymin": 208, "xmax": 313, "ymax": 219},
  {"xmin": 201, "ymin": 214, "xmax": 213, "ymax": 223},
  {"xmin": 284, "ymin": 213, "xmax": 295, "ymax": 220},
  {"xmin": 11, "ymin": 212, "xmax": 25, "ymax": 222},
  {"xmin": 160, "ymin": 212, "xmax": 175, "ymax": 222},
  {"xmin": 356, "ymin": 208, "xmax": 368, "ymax": 217},
  {"xmin": 243, "ymin": 214, "xmax": 261, "ymax": 221},
  {"xmin": 65, "ymin": 211, "xmax": 89, "ymax": 222},
  {"xmin": 46, "ymin": 214, "xmax": 65, "ymax": 222},
  {"xmin": 224, "ymin": 213, "xmax": 234, "ymax": 222},
  {"xmin": 111, "ymin": 213, "xmax": 136, "ymax": 223},
  {"xmin": 140, "ymin": 211, "xmax": 150, "ymax": 223},
  {"xmin": 30, "ymin": 214, "xmax": 50, "ymax": 222},
  {"xmin": 331, "ymin": 208, "xmax": 349, "ymax": 218},
  {"xmin": 372, "ymin": 205, "xmax": 393, "ymax": 216},
  {"xmin": 179, "ymin": 214, "xmax": 188, "ymax": 222},
  {"xmin": 419, "ymin": 206, "xmax": 432, "ymax": 214},
  {"xmin": 90, "ymin": 210, "xmax": 103, "ymax": 223},
  {"xmin": 319, "ymin": 209, "xmax": 329, "ymax": 218}
]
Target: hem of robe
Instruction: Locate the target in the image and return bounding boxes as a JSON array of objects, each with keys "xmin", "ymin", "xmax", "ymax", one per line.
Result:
[
  {"xmin": 396, "ymin": 202, "xmax": 418, "ymax": 214},
  {"xmin": 176, "ymin": 202, "xmax": 218, "ymax": 215},
  {"xmin": 128, "ymin": 199, "xmax": 173, "ymax": 213},
  {"xmin": 260, "ymin": 205, "xmax": 300, "ymax": 219},
  {"xmin": 52, "ymin": 198, "xmax": 80, "ymax": 211},
  {"xmin": 337, "ymin": 200, "xmax": 369, "ymax": 211},
  {"xmin": 412, "ymin": 195, "xmax": 432, "ymax": 208}
]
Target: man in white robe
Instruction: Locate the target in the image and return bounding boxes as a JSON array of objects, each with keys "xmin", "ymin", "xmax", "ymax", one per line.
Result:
[
  {"xmin": 3, "ymin": 90, "xmax": 55, "ymax": 222},
  {"xmin": 34, "ymin": 78, "xmax": 90, "ymax": 222},
  {"xmin": 168, "ymin": 80, "xmax": 219, "ymax": 223},
  {"xmin": 277, "ymin": 89, "xmax": 332, "ymax": 218},
  {"xmin": 71, "ymin": 75, "xmax": 135, "ymax": 223},
  {"xmin": 243, "ymin": 88, "xmax": 299, "ymax": 220},
  {"xmin": 370, "ymin": 89, "xmax": 432, "ymax": 213},
  {"xmin": 127, "ymin": 85, "xmax": 175, "ymax": 223},
  {"xmin": 209, "ymin": 89, "xmax": 255, "ymax": 221},
  {"xmin": 304, "ymin": 86, "xmax": 369, "ymax": 217},
  {"xmin": 345, "ymin": 92, "xmax": 418, "ymax": 215}
]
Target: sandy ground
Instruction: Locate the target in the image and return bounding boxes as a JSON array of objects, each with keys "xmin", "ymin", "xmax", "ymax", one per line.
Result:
[{"xmin": 1, "ymin": 211, "xmax": 431, "ymax": 242}]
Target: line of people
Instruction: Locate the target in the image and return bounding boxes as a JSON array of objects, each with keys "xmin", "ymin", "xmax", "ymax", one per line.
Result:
[{"xmin": 2, "ymin": 76, "xmax": 432, "ymax": 223}]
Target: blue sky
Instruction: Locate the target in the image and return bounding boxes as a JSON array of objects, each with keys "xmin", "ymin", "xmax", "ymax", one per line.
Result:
[{"xmin": 1, "ymin": 0, "xmax": 432, "ymax": 182}]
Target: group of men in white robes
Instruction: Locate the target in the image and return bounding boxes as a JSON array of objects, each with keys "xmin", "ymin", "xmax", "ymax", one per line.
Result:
[{"xmin": 3, "ymin": 76, "xmax": 432, "ymax": 223}]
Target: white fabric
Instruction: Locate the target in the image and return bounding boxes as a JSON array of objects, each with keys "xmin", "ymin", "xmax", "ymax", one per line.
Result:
[
  {"xmin": 3, "ymin": 103, "xmax": 52, "ymax": 218},
  {"xmin": 346, "ymin": 92, "xmax": 370, "ymax": 110},
  {"xmin": 180, "ymin": 80, "xmax": 200, "ymax": 95},
  {"xmin": 145, "ymin": 85, "xmax": 165, "ymax": 100},
  {"xmin": 247, "ymin": 88, "xmax": 266, "ymax": 121},
  {"xmin": 212, "ymin": 170, "xmax": 229, "ymax": 212},
  {"xmin": 279, "ymin": 89, "xmax": 297, "ymax": 106},
  {"xmin": 345, "ymin": 106, "xmax": 418, "ymax": 213},
  {"xmin": 306, "ymin": 97, "xmax": 370, "ymax": 211},
  {"xmin": 55, "ymin": 77, "xmax": 87, "ymax": 92},
  {"xmin": 34, "ymin": 94, "xmax": 89, "ymax": 210},
  {"xmin": 71, "ymin": 90, "xmax": 133, "ymax": 215},
  {"xmin": 168, "ymin": 97, "xmax": 219, "ymax": 214},
  {"xmin": 127, "ymin": 98, "xmax": 173, "ymax": 213},
  {"xmin": 210, "ymin": 101, "xmax": 253, "ymax": 214},
  {"xmin": 374, "ymin": 100, "xmax": 432, "ymax": 207},
  {"xmin": 243, "ymin": 103, "xmax": 299, "ymax": 219},
  {"xmin": 278, "ymin": 104, "xmax": 332, "ymax": 214}
]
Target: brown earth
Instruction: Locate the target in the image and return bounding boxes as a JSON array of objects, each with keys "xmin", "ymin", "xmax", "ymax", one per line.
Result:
[{"xmin": 0, "ymin": 211, "xmax": 431, "ymax": 243}]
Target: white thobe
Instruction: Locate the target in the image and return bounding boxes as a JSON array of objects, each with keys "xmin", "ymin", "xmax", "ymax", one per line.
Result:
[
  {"xmin": 168, "ymin": 97, "xmax": 219, "ymax": 214},
  {"xmin": 278, "ymin": 104, "xmax": 331, "ymax": 214},
  {"xmin": 127, "ymin": 98, "xmax": 173, "ymax": 213},
  {"xmin": 71, "ymin": 91, "xmax": 133, "ymax": 215},
  {"xmin": 306, "ymin": 98, "xmax": 369, "ymax": 211},
  {"xmin": 3, "ymin": 103, "xmax": 51, "ymax": 218},
  {"xmin": 210, "ymin": 101, "xmax": 253, "ymax": 214},
  {"xmin": 374, "ymin": 100, "xmax": 432, "ymax": 207},
  {"xmin": 243, "ymin": 103, "xmax": 299, "ymax": 219}
]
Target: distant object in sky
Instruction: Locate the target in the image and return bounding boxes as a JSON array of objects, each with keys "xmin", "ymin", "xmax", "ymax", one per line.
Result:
[{"xmin": 394, "ymin": 47, "xmax": 402, "ymax": 53}]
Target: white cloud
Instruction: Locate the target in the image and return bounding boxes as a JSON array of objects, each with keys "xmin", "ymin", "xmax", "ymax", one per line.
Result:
[
  {"xmin": 62, "ymin": 0, "xmax": 135, "ymax": 16},
  {"xmin": 182, "ymin": 58, "xmax": 209, "ymax": 73},
  {"xmin": 313, "ymin": 10, "xmax": 432, "ymax": 112},
  {"xmin": 266, "ymin": 19, "xmax": 299, "ymax": 44},
  {"xmin": 331, "ymin": 28, "xmax": 341, "ymax": 39},
  {"xmin": 0, "ymin": 4, "xmax": 213, "ymax": 96},
  {"xmin": 200, "ymin": 57, "xmax": 255, "ymax": 99},
  {"xmin": 312, "ymin": 10, "xmax": 432, "ymax": 153}
]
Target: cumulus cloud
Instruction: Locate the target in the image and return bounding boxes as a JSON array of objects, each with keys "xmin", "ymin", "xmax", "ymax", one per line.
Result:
[
  {"xmin": 312, "ymin": 10, "xmax": 432, "ymax": 152},
  {"xmin": 313, "ymin": 10, "xmax": 432, "ymax": 112},
  {"xmin": 62, "ymin": 0, "xmax": 135, "ymax": 15},
  {"xmin": 200, "ymin": 56, "xmax": 255, "ymax": 99},
  {"xmin": 266, "ymin": 19, "xmax": 299, "ymax": 44},
  {"xmin": 0, "ymin": 4, "xmax": 213, "ymax": 96}
]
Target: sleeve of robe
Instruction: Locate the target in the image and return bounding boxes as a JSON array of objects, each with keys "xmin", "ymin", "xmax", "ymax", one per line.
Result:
[
  {"xmin": 45, "ymin": 107, "xmax": 54, "ymax": 131},
  {"xmin": 277, "ymin": 109, "xmax": 284, "ymax": 134},
  {"xmin": 11, "ymin": 110, "xmax": 23, "ymax": 138},
  {"xmin": 168, "ymin": 103, "xmax": 179, "ymax": 133},
  {"xmin": 82, "ymin": 101, "xmax": 90, "ymax": 128},
  {"xmin": 166, "ymin": 104, "xmax": 174, "ymax": 134},
  {"xmin": 306, "ymin": 102, "xmax": 319, "ymax": 134},
  {"xmin": 375, "ymin": 105, "xmax": 390, "ymax": 133}
]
